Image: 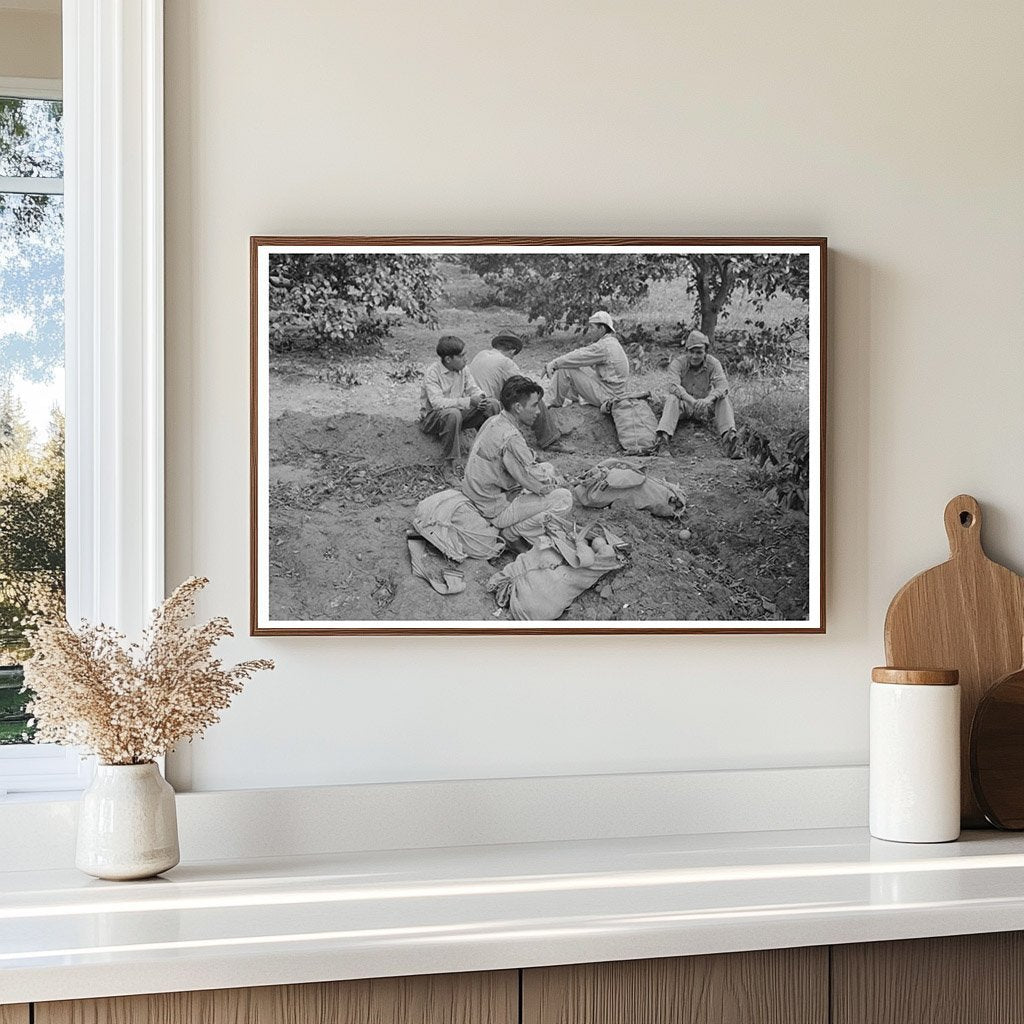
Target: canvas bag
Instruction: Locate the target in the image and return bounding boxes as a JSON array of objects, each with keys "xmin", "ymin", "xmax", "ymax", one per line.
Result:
[
  {"xmin": 573, "ymin": 458, "xmax": 686, "ymax": 517},
  {"xmin": 412, "ymin": 488, "xmax": 505, "ymax": 562},
  {"xmin": 487, "ymin": 525, "xmax": 627, "ymax": 621},
  {"xmin": 604, "ymin": 395, "xmax": 658, "ymax": 455}
]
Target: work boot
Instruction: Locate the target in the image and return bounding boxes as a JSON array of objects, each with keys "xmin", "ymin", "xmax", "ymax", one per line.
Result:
[
  {"xmin": 721, "ymin": 429, "xmax": 743, "ymax": 460},
  {"xmin": 441, "ymin": 460, "xmax": 461, "ymax": 486},
  {"xmin": 653, "ymin": 431, "xmax": 671, "ymax": 456}
]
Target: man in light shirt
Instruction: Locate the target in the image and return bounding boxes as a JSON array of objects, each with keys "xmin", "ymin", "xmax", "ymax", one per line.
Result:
[
  {"xmin": 543, "ymin": 310, "xmax": 629, "ymax": 408},
  {"xmin": 420, "ymin": 334, "xmax": 500, "ymax": 484},
  {"xmin": 468, "ymin": 331, "xmax": 573, "ymax": 453},
  {"xmin": 462, "ymin": 375, "xmax": 573, "ymax": 548}
]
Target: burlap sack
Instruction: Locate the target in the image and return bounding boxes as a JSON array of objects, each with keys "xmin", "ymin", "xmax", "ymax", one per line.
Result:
[
  {"xmin": 573, "ymin": 459, "xmax": 686, "ymax": 517},
  {"xmin": 412, "ymin": 488, "xmax": 505, "ymax": 562},
  {"xmin": 606, "ymin": 396, "xmax": 658, "ymax": 455},
  {"xmin": 487, "ymin": 525, "xmax": 626, "ymax": 621}
]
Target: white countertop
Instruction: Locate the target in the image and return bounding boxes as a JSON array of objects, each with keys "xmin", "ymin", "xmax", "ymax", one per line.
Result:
[{"xmin": 4, "ymin": 826, "xmax": 1024, "ymax": 1005}]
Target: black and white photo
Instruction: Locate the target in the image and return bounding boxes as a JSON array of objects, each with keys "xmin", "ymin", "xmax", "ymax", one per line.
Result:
[{"xmin": 251, "ymin": 238, "xmax": 825, "ymax": 634}]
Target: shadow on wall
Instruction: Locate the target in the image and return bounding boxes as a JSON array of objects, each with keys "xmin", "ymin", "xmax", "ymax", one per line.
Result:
[{"xmin": 826, "ymin": 249, "xmax": 872, "ymax": 638}]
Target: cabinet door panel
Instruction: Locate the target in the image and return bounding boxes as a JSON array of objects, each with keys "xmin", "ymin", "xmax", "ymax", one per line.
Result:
[
  {"xmin": 36, "ymin": 971, "xmax": 518, "ymax": 1024},
  {"xmin": 523, "ymin": 948, "xmax": 828, "ymax": 1024},
  {"xmin": 832, "ymin": 932, "xmax": 1024, "ymax": 1024},
  {"xmin": 0, "ymin": 1006, "xmax": 30, "ymax": 1024}
]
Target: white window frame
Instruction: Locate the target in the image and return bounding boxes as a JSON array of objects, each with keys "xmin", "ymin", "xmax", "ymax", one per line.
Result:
[
  {"xmin": 0, "ymin": 75, "xmax": 83, "ymax": 795},
  {"xmin": 0, "ymin": 0, "xmax": 164, "ymax": 797}
]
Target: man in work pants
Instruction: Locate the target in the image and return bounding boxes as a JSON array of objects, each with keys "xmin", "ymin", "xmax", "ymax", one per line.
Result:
[
  {"xmin": 656, "ymin": 329, "xmax": 742, "ymax": 459},
  {"xmin": 462, "ymin": 375, "xmax": 573, "ymax": 548},
  {"xmin": 544, "ymin": 310, "xmax": 629, "ymax": 408},
  {"xmin": 420, "ymin": 334, "xmax": 500, "ymax": 483}
]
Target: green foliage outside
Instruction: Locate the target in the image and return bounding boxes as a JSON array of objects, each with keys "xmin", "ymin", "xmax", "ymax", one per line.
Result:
[
  {"xmin": 0, "ymin": 96, "xmax": 68, "ymax": 742},
  {"xmin": 268, "ymin": 252, "xmax": 444, "ymax": 353},
  {"xmin": 0, "ymin": 665, "xmax": 29, "ymax": 743},
  {"xmin": 0, "ymin": 394, "xmax": 65, "ymax": 743}
]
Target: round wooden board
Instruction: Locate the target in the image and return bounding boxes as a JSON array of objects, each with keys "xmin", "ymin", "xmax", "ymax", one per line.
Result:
[{"xmin": 971, "ymin": 663, "xmax": 1024, "ymax": 829}]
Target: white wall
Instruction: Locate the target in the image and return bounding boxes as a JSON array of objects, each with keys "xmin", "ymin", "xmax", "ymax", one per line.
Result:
[{"xmin": 163, "ymin": 0, "xmax": 1024, "ymax": 792}]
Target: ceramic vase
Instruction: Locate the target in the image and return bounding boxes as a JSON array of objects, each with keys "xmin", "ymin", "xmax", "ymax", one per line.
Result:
[{"xmin": 76, "ymin": 762, "xmax": 180, "ymax": 880}]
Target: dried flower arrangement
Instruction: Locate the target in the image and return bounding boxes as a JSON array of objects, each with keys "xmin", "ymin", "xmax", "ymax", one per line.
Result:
[{"xmin": 22, "ymin": 577, "xmax": 273, "ymax": 765}]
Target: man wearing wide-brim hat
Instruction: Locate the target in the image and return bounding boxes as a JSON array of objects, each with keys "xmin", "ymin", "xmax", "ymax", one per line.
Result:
[
  {"xmin": 543, "ymin": 311, "xmax": 630, "ymax": 408},
  {"xmin": 469, "ymin": 331, "xmax": 574, "ymax": 453},
  {"xmin": 655, "ymin": 329, "xmax": 742, "ymax": 459}
]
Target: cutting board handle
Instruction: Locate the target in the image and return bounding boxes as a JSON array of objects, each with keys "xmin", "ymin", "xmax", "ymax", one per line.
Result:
[{"xmin": 944, "ymin": 494, "xmax": 983, "ymax": 558}]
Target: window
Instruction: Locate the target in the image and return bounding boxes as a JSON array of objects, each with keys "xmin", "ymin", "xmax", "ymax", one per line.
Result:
[
  {"xmin": 1, "ymin": 5, "xmax": 166, "ymax": 798},
  {"xmin": 0, "ymin": 79, "xmax": 83, "ymax": 795}
]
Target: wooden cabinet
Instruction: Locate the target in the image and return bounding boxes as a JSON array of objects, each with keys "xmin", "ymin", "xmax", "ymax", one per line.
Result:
[
  {"xmin": 13, "ymin": 932, "xmax": 1024, "ymax": 1023},
  {"xmin": 832, "ymin": 932, "xmax": 1024, "ymax": 1024},
  {"xmin": 522, "ymin": 948, "xmax": 828, "ymax": 1024},
  {"xmin": 34, "ymin": 972, "xmax": 517, "ymax": 1024}
]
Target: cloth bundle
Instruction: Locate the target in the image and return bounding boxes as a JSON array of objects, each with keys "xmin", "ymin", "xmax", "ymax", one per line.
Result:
[
  {"xmin": 604, "ymin": 395, "xmax": 658, "ymax": 455},
  {"xmin": 411, "ymin": 488, "xmax": 505, "ymax": 562},
  {"xmin": 573, "ymin": 458, "xmax": 686, "ymax": 518},
  {"xmin": 487, "ymin": 524, "xmax": 627, "ymax": 621}
]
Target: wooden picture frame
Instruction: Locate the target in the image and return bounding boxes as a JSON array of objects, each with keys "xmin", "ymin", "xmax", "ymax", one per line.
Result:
[{"xmin": 251, "ymin": 237, "xmax": 826, "ymax": 635}]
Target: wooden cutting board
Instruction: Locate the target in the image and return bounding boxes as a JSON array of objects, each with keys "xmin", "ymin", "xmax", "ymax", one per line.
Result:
[{"xmin": 884, "ymin": 494, "xmax": 1024, "ymax": 826}]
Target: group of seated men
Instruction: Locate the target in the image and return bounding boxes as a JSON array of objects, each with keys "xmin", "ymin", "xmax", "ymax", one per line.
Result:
[{"xmin": 417, "ymin": 310, "xmax": 742, "ymax": 547}]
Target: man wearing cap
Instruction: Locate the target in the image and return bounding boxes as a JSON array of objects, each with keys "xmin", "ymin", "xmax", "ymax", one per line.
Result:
[
  {"xmin": 469, "ymin": 332, "xmax": 573, "ymax": 453},
  {"xmin": 655, "ymin": 330, "xmax": 742, "ymax": 459},
  {"xmin": 543, "ymin": 311, "xmax": 630, "ymax": 408}
]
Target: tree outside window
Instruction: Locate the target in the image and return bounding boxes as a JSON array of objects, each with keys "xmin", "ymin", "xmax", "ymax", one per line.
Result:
[{"xmin": 0, "ymin": 94, "xmax": 65, "ymax": 744}]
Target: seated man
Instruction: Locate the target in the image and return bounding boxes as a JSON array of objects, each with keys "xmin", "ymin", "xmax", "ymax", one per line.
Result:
[
  {"xmin": 544, "ymin": 310, "xmax": 629, "ymax": 408},
  {"xmin": 468, "ymin": 331, "xmax": 573, "ymax": 453},
  {"xmin": 420, "ymin": 334, "xmax": 500, "ymax": 484},
  {"xmin": 462, "ymin": 375, "xmax": 574, "ymax": 548},
  {"xmin": 655, "ymin": 329, "xmax": 742, "ymax": 458}
]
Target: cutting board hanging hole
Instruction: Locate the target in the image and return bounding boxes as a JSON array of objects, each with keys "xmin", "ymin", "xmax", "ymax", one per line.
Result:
[{"xmin": 944, "ymin": 494, "xmax": 982, "ymax": 556}]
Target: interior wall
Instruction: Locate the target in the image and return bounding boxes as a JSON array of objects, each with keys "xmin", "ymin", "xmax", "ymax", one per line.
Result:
[
  {"xmin": 0, "ymin": 8, "xmax": 60, "ymax": 80},
  {"xmin": 163, "ymin": 0, "xmax": 1024, "ymax": 792}
]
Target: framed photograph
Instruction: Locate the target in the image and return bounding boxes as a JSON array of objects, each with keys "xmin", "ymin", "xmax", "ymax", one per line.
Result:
[{"xmin": 251, "ymin": 237, "xmax": 826, "ymax": 635}]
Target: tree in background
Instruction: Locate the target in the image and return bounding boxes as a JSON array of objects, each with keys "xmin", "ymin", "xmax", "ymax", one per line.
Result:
[
  {"xmin": 689, "ymin": 254, "xmax": 810, "ymax": 341},
  {"xmin": 0, "ymin": 97, "xmax": 66, "ymax": 743},
  {"xmin": 462, "ymin": 252, "xmax": 809, "ymax": 344},
  {"xmin": 0, "ymin": 97, "xmax": 64, "ymax": 386},
  {"xmin": 0, "ymin": 393, "xmax": 65, "ymax": 665},
  {"xmin": 461, "ymin": 253, "xmax": 686, "ymax": 334},
  {"xmin": 268, "ymin": 253, "xmax": 444, "ymax": 353}
]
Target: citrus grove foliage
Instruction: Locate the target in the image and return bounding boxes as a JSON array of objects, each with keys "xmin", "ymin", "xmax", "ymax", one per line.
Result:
[
  {"xmin": 268, "ymin": 253, "xmax": 444, "ymax": 352},
  {"xmin": 461, "ymin": 252, "xmax": 810, "ymax": 343},
  {"xmin": 460, "ymin": 253, "xmax": 687, "ymax": 334}
]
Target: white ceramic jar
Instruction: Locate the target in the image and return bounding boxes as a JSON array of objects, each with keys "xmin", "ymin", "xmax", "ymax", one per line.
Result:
[
  {"xmin": 870, "ymin": 667, "xmax": 961, "ymax": 843},
  {"xmin": 76, "ymin": 762, "xmax": 180, "ymax": 880}
]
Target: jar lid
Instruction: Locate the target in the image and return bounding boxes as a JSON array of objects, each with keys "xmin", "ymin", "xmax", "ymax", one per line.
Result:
[{"xmin": 871, "ymin": 667, "xmax": 959, "ymax": 686}]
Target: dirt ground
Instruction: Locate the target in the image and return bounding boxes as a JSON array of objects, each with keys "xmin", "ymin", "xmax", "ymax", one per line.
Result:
[{"xmin": 267, "ymin": 267, "xmax": 811, "ymax": 624}]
